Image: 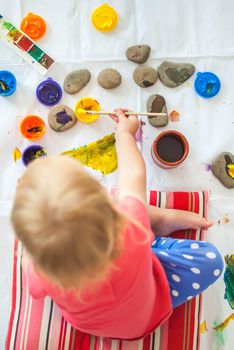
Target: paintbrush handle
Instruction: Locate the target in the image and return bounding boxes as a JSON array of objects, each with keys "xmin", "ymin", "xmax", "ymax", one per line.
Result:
[{"xmin": 86, "ymin": 111, "xmax": 167, "ymax": 117}]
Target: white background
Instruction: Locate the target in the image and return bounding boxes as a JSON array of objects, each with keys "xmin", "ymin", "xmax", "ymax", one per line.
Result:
[{"xmin": 0, "ymin": 0, "xmax": 234, "ymax": 349}]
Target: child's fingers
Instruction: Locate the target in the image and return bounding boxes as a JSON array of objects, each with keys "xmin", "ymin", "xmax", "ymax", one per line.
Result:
[{"xmin": 109, "ymin": 114, "xmax": 119, "ymax": 123}]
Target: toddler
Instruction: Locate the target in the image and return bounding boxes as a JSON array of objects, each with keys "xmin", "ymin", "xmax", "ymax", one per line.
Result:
[{"xmin": 11, "ymin": 109, "xmax": 223, "ymax": 340}]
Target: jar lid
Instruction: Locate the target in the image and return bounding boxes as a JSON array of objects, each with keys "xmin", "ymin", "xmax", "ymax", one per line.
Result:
[
  {"xmin": 36, "ymin": 78, "xmax": 62, "ymax": 106},
  {"xmin": 194, "ymin": 72, "xmax": 221, "ymax": 98},
  {"xmin": 20, "ymin": 115, "xmax": 46, "ymax": 140},
  {"xmin": 75, "ymin": 97, "xmax": 100, "ymax": 123},
  {"xmin": 92, "ymin": 4, "xmax": 118, "ymax": 32},
  {"xmin": 0, "ymin": 70, "xmax": 16, "ymax": 96},
  {"xmin": 21, "ymin": 12, "xmax": 46, "ymax": 40}
]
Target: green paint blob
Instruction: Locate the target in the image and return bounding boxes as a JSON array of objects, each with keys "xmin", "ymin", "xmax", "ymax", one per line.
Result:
[
  {"xmin": 224, "ymin": 255, "xmax": 234, "ymax": 309},
  {"xmin": 213, "ymin": 320, "xmax": 227, "ymax": 348},
  {"xmin": 2, "ymin": 20, "xmax": 13, "ymax": 31},
  {"xmin": 28, "ymin": 45, "xmax": 44, "ymax": 61}
]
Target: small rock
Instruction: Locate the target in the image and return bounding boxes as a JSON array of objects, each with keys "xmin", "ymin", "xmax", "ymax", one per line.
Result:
[
  {"xmin": 126, "ymin": 45, "xmax": 151, "ymax": 64},
  {"xmin": 158, "ymin": 61, "xmax": 195, "ymax": 87},
  {"xmin": 146, "ymin": 94, "xmax": 169, "ymax": 127},
  {"xmin": 63, "ymin": 69, "xmax": 91, "ymax": 94},
  {"xmin": 133, "ymin": 66, "xmax": 158, "ymax": 88},
  {"xmin": 48, "ymin": 105, "xmax": 77, "ymax": 132},
  {"xmin": 97, "ymin": 69, "xmax": 121, "ymax": 89},
  {"xmin": 211, "ymin": 152, "xmax": 234, "ymax": 189}
]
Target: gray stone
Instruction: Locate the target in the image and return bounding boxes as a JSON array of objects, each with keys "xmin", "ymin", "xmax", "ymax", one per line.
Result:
[
  {"xmin": 97, "ymin": 68, "xmax": 121, "ymax": 89},
  {"xmin": 211, "ymin": 152, "xmax": 234, "ymax": 189},
  {"xmin": 48, "ymin": 105, "xmax": 77, "ymax": 132},
  {"xmin": 158, "ymin": 61, "xmax": 195, "ymax": 88},
  {"xmin": 147, "ymin": 94, "xmax": 169, "ymax": 127},
  {"xmin": 126, "ymin": 45, "xmax": 151, "ymax": 64},
  {"xmin": 133, "ymin": 65, "xmax": 158, "ymax": 88},
  {"xmin": 63, "ymin": 69, "xmax": 91, "ymax": 94}
]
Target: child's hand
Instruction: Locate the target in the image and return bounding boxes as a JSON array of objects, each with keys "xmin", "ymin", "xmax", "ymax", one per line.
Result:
[{"xmin": 110, "ymin": 108, "xmax": 139, "ymax": 137}]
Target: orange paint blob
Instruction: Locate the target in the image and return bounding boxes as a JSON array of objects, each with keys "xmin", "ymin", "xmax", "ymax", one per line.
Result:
[
  {"xmin": 169, "ymin": 110, "xmax": 180, "ymax": 122},
  {"xmin": 20, "ymin": 115, "xmax": 46, "ymax": 140},
  {"xmin": 21, "ymin": 12, "xmax": 46, "ymax": 40}
]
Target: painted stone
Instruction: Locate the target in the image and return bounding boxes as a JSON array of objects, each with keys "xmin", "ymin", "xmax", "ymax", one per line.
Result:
[
  {"xmin": 48, "ymin": 105, "xmax": 77, "ymax": 132},
  {"xmin": 63, "ymin": 69, "xmax": 91, "ymax": 94},
  {"xmin": 126, "ymin": 45, "xmax": 151, "ymax": 64},
  {"xmin": 211, "ymin": 152, "xmax": 234, "ymax": 189},
  {"xmin": 97, "ymin": 68, "xmax": 121, "ymax": 89},
  {"xmin": 133, "ymin": 65, "xmax": 158, "ymax": 88},
  {"xmin": 158, "ymin": 61, "xmax": 195, "ymax": 88},
  {"xmin": 146, "ymin": 94, "xmax": 169, "ymax": 127}
]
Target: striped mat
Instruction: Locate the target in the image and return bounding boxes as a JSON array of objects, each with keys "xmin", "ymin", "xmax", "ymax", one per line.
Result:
[{"xmin": 6, "ymin": 190, "xmax": 208, "ymax": 350}]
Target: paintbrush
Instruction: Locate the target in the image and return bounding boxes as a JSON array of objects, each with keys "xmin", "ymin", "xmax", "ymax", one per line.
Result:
[{"xmin": 77, "ymin": 109, "xmax": 166, "ymax": 117}]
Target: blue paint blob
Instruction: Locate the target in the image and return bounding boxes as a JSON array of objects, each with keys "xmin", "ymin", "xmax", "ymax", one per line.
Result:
[
  {"xmin": 56, "ymin": 109, "xmax": 72, "ymax": 125},
  {"xmin": 194, "ymin": 72, "xmax": 221, "ymax": 98},
  {"xmin": 0, "ymin": 70, "xmax": 17, "ymax": 96}
]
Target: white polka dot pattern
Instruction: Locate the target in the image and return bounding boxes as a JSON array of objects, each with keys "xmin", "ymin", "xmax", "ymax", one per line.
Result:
[
  {"xmin": 192, "ymin": 283, "xmax": 200, "ymax": 290},
  {"xmin": 172, "ymin": 274, "xmax": 181, "ymax": 282},
  {"xmin": 191, "ymin": 267, "xmax": 200, "ymax": 274},
  {"xmin": 206, "ymin": 252, "xmax": 216, "ymax": 259},
  {"xmin": 172, "ymin": 290, "xmax": 179, "ymax": 297},
  {"xmin": 182, "ymin": 254, "xmax": 194, "ymax": 260},
  {"xmin": 191, "ymin": 243, "xmax": 199, "ymax": 249}
]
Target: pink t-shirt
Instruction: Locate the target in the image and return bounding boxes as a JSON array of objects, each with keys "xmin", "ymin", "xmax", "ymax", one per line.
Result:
[{"xmin": 27, "ymin": 196, "xmax": 172, "ymax": 340}]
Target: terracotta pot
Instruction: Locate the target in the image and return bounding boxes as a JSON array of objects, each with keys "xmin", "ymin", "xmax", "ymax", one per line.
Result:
[{"xmin": 151, "ymin": 130, "xmax": 189, "ymax": 169}]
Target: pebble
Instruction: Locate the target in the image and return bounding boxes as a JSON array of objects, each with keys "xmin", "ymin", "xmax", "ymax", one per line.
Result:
[
  {"xmin": 48, "ymin": 105, "xmax": 77, "ymax": 132},
  {"xmin": 126, "ymin": 45, "xmax": 151, "ymax": 64},
  {"xmin": 63, "ymin": 69, "xmax": 91, "ymax": 94},
  {"xmin": 146, "ymin": 94, "xmax": 169, "ymax": 127},
  {"xmin": 212, "ymin": 152, "xmax": 234, "ymax": 189},
  {"xmin": 133, "ymin": 65, "xmax": 158, "ymax": 88},
  {"xmin": 158, "ymin": 61, "xmax": 195, "ymax": 87},
  {"xmin": 97, "ymin": 68, "xmax": 122, "ymax": 89}
]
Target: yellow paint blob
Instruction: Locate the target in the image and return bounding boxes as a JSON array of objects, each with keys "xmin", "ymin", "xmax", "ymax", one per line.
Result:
[
  {"xmin": 61, "ymin": 134, "xmax": 117, "ymax": 175},
  {"xmin": 92, "ymin": 4, "xmax": 118, "ymax": 32},
  {"xmin": 13, "ymin": 147, "xmax": 22, "ymax": 162},
  {"xmin": 200, "ymin": 320, "xmax": 208, "ymax": 334},
  {"xmin": 75, "ymin": 97, "xmax": 100, "ymax": 123},
  {"xmin": 227, "ymin": 164, "xmax": 234, "ymax": 179},
  {"xmin": 213, "ymin": 313, "xmax": 234, "ymax": 331}
]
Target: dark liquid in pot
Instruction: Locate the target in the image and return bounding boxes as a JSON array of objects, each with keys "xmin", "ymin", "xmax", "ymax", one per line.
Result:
[{"xmin": 156, "ymin": 134, "xmax": 184, "ymax": 163}]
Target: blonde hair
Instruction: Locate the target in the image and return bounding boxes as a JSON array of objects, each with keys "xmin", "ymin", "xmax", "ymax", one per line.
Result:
[{"xmin": 11, "ymin": 156, "xmax": 127, "ymax": 291}]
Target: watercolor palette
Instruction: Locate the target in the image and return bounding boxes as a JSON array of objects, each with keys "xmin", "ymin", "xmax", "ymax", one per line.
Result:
[{"xmin": 0, "ymin": 14, "xmax": 54, "ymax": 75}]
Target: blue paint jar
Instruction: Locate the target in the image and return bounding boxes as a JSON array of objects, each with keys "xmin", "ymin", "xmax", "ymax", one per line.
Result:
[
  {"xmin": 0, "ymin": 70, "xmax": 17, "ymax": 96},
  {"xmin": 194, "ymin": 72, "xmax": 221, "ymax": 98}
]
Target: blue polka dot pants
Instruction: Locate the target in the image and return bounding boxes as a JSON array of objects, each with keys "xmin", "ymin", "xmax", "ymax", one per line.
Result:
[{"xmin": 151, "ymin": 237, "xmax": 224, "ymax": 308}]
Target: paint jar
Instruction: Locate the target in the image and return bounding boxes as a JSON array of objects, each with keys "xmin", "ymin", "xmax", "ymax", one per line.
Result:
[
  {"xmin": 75, "ymin": 97, "xmax": 100, "ymax": 123},
  {"xmin": 20, "ymin": 115, "xmax": 46, "ymax": 141},
  {"xmin": 20, "ymin": 12, "xmax": 46, "ymax": 40},
  {"xmin": 36, "ymin": 78, "xmax": 62, "ymax": 106},
  {"xmin": 0, "ymin": 70, "xmax": 17, "ymax": 96},
  {"xmin": 151, "ymin": 130, "xmax": 189, "ymax": 169},
  {"xmin": 22, "ymin": 145, "xmax": 47, "ymax": 166},
  {"xmin": 194, "ymin": 72, "xmax": 221, "ymax": 98}
]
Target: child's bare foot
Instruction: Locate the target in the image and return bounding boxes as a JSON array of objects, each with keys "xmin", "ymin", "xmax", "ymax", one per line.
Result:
[{"xmin": 147, "ymin": 206, "xmax": 213, "ymax": 236}]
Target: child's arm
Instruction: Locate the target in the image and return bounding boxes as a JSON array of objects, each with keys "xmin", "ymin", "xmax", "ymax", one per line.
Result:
[{"xmin": 112, "ymin": 109, "xmax": 147, "ymax": 203}]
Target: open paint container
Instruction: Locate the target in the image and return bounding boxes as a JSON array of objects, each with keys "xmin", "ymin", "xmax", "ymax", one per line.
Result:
[
  {"xmin": 0, "ymin": 70, "xmax": 17, "ymax": 96},
  {"xmin": 194, "ymin": 72, "xmax": 221, "ymax": 98},
  {"xmin": 20, "ymin": 115, "xmax": 46, "ymax": 140},
  {"xmin": 151, "ymin": 130, "xmax": 189, "ymax": 169},
  {"xmin": 22, "ymin": 145, "xmax": 47, "ymax": 166},
  {"xmin": 36, "ymin": 78, "xmax": 62, "ymax": 106}
]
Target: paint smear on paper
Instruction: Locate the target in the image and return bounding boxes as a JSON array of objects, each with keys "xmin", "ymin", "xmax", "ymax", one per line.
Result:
[
  {"xmin": 169, "ymin": 110, "xmax": 180, "ymax": 122},
  {"xmin": 213, "ymin": 313, "xmax": 234, "ymax": 331},
  {"xmin": 203, "ymin": 162, "xmax": 212, "ymax": 171},
  {"xmin": 213, "ymin": 320, "xmax": 227, "ymax": 347},
  {"xmin": 62, "ymin": 134, "xmax": 117, "ymax": 175},
  {"xmin": 224, "ymin": 255, "xmax": 234, "ymax": 309},
  {"xmin": 13, "ymin": 147, "xmax": 22, "ymax": 162},
  {"xmin": 200, "ymin": 320, "xmax": 208, "ymax": 334}
]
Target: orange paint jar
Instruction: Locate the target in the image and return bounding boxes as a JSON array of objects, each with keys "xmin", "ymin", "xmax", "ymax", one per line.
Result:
[
  {"xmin": 20, "ymin": 12, "xmax": 46, "ymax": 40},
  {"xmin": 20, "ymin": 115, "xmax": 46, "ymax": 140}
]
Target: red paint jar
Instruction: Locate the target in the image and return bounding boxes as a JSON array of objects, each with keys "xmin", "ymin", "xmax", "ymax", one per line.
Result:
[{"xmin": 151, "ymin": 130, "xmax": 189, "ymax": 169}]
